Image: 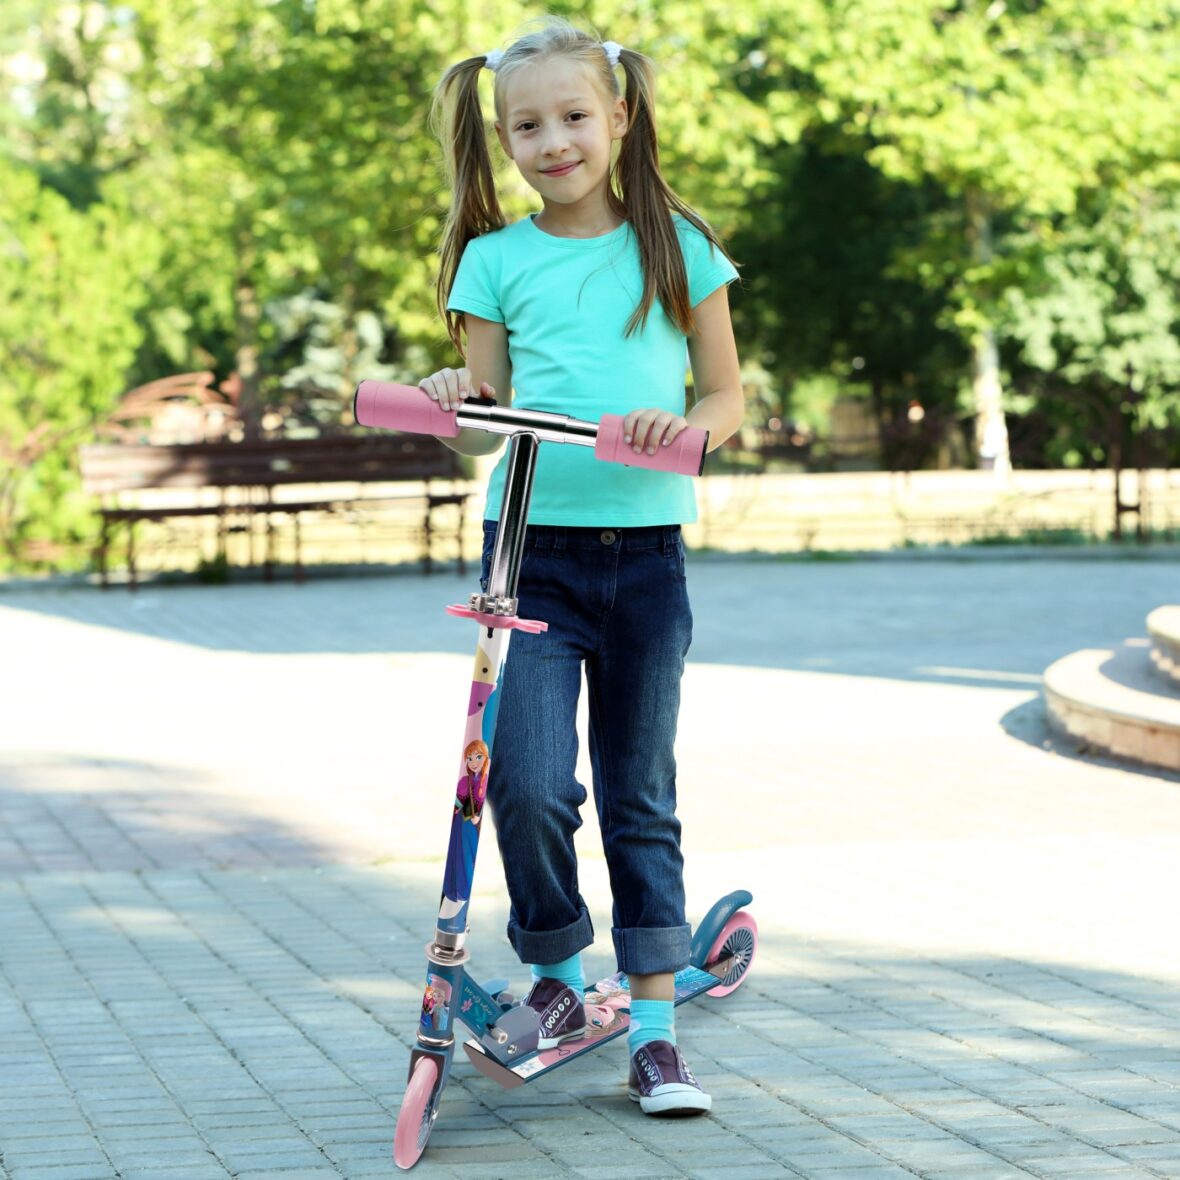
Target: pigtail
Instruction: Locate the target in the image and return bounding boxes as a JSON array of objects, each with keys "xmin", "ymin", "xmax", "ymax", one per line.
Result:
[
  {"xmin": 432, "ymin": 56, "xmax": 507, "ymax": 352},
  {"xmin": 612, "ymin": 48, "xmax": 734, "ymax": 337}
]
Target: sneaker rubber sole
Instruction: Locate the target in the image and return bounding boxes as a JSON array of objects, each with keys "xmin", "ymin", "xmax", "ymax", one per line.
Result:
[
  {"xmin": 537, "ymin": 1024, "xmax": 586, "ymax": 1050},
  {"xmin": 628, "ymin": 1084, "xmax": 712, "ymax": 1116}
]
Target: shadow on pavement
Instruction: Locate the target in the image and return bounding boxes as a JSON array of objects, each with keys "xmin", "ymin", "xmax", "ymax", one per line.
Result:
[
  {"xmin": 4, "ymin": 859, "xmax": 1180, "ymax": 1176},
  {"xmin": 0, "ymin": 754, "xmax": 345, "ymax": 876},
  {"xmin": 999, "ymin": 698, "xmax": 1180, "ymax": 786},
  {"xmin": 3, "ymin": 559, "xmax": 1178, "ymax": 692}
]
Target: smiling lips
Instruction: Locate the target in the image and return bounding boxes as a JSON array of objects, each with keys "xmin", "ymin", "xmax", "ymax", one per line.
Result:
[{"xmin": 541, "ymin": 161, "xmax": 580, "ymax": 176}]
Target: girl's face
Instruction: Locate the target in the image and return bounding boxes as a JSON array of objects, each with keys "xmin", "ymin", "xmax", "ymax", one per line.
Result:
[
  {"xmin": 496, "ymin": 57, "xmax": 627, "ymax": 218},
  {"xmin": 466, "ymin": 750, "xmax": 486, "ymax": 774}
]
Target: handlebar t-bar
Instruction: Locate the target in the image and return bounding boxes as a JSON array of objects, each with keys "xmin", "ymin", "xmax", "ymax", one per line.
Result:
[{"xmin": 354, "ymin": 381, "xmax": 708, "ymax": 477}]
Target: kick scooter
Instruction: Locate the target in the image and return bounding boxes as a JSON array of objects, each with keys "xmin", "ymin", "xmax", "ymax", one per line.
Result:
[{"xmin": 353, "ymin": 381, "xmax": 758, "ymax": 1170}]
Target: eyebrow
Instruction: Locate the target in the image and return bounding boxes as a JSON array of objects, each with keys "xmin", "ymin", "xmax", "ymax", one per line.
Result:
[{"xmin": 506, "ymin": 94, "xmax": 596, "ymax": 119}]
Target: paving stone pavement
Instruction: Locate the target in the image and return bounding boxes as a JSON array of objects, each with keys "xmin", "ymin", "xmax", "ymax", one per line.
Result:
[{"xmin": 2, "ymin": 557, "xmax": 1180, "ymax": 1179}]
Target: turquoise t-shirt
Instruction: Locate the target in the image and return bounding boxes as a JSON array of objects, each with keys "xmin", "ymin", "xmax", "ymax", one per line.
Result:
[{"xmin": 447, "ymin": 214, "xmax": 738, "ymax": 526}]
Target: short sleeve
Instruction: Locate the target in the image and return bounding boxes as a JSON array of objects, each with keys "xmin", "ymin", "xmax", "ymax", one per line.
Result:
[
  {"xmin": 447, "ymin": 237, "xmax": 504, "ymax": 323},
  {"xmin": 677, "ymin": 218, "xmax": 739, "ymax": 308}
]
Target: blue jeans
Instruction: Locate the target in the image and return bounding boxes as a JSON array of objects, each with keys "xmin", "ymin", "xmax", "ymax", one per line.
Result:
[{"xmin": 480, "ymin": 521, "xmax": 693, "ymax": 976}]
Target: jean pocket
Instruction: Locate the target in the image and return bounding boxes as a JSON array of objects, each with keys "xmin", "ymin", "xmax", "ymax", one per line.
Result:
[{"xmin": 667, "ymin": 538, "xmax": 687, "ymax": 584}]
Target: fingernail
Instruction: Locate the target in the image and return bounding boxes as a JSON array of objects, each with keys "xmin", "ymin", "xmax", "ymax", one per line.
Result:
[
  {"xmin": 661, "ymin": 438, "xmax": 670, "ymax": 446},
  {"xmin": 647, "ymin": 446, "xmax": 656, "ymax": 455},
  {"xmin": 624, "ymin": 434, "xmax": 632, "ymax": 443},
  {"xmin": 633, "ymin": 445, "xmax": 642, "ymax": 453}
]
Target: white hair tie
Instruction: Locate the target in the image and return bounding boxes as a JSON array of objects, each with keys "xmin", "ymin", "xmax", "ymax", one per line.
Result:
[
  {"xmin": 602, "ymin": 41, "xmax": 623, "ymax": 68},
  {"xmin": 484, "ymin": 49, "xmax": 504, "ymax": 71}
]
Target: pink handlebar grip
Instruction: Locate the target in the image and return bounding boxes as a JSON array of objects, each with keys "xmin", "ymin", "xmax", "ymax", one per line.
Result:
[
  {"xmin": 353, "ymin": 381, "xmax": 460, "ymax": 438},
  {"xmin": 594, "ymin": 414, "xmax": 709, "ymax": 477}
]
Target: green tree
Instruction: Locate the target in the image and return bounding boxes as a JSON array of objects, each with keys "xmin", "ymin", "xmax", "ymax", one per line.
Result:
[
  {"xmin": 732, "ymin": 132, "xmax": 971, "ymax": 468},
  {"xmin": 0, "ymin": 163, "xmax": 153, "ymax": 565},
  {"xmin": 744, "ymin": 0, "xmax": 1180, "ymax": 472},
  {"xmin": 1002, "ymin": 180, "xmax": 1180, "ymax": 469},
  {"xmin": 4, "ymin": 0, "xmax": 458, "ymax": 412}
]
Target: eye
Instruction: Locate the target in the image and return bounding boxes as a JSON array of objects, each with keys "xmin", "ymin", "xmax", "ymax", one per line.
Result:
[
  {"xmin": 567, "ymin": 111, "xmax": 588, "ymax": 122},
  {"xmin": 515, "ymin": 120, "xmax": 537, "ymax": 132}
]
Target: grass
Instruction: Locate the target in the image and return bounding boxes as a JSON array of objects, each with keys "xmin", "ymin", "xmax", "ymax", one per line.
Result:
[{"xmin": 963, "ymin": 526, "xmax": 1094, "ymax": 547}]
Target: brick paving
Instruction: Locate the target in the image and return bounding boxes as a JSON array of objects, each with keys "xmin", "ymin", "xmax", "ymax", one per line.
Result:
[{"xmin": 1, "ymin": 557, "xmax": 1179, "ymax": 1178}]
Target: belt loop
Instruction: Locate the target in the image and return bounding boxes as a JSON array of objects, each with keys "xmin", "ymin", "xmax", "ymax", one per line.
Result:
[{"xmin": 554, "ymin": 527, "xmax": 567, "ymax": 554}]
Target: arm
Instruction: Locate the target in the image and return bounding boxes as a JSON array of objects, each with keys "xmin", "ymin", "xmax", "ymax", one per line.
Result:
[
  {"xmin": 685, "ymin": 285, "xmax": 744, "ymax": 451},
  {"xmin": 624, "ymin": 285, "xmax": 744, "ymax": 454},
  {"xmin": 419, "ymin": 314, "xmax": 512, "ymax": 457}
]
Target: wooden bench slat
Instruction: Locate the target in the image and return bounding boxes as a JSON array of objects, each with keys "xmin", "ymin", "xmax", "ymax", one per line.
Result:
[
  {"xmin": 78, "ymin": 432, "xmax": 469, "ymax": 586},
  {"xmin": 79, "ymin": 436, "xmax": 461, "ymax": 493}
]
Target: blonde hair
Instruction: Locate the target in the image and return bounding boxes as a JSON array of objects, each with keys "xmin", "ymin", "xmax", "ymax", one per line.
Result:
[{"xmin": 431, "ymin": 17, "xmax": 735, "ymax": 353}]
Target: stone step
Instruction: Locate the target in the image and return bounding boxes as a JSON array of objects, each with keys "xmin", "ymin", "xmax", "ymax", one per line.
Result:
[
  {"xmin": 1043, "ymin": 639, "xmax": 1180, "ymax": 772},
  {"xmin": 1147, "ymin": 605, "xmax": 1180, "ymax": 688}
]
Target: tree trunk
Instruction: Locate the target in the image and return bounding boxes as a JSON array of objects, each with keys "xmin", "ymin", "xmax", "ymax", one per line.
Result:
[
  {"xmin": 966, "ymin": 190, "xmax": 1010, "ymax": 480},
  {"xmin": 234, "ymin": 276, "xmax": 262, "ymax": 439}
]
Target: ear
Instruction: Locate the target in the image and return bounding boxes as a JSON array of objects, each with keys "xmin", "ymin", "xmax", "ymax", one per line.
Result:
[
  {"xmin": 494, "ymin": 120, "xmax": 513, "ymax": 159},
  {"xmin": 610, "ymin": 96, "xmax": 628, "ymax": 141}
]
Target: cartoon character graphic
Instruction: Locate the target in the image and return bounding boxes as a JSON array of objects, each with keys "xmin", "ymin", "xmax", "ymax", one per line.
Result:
[
  {"xmin": 420, "ymin": 974, "xmax": 452, "ymax": 1034},
  {"xmin": 441, "ymin": 740, "xmax": 489, "ymax": 908}
]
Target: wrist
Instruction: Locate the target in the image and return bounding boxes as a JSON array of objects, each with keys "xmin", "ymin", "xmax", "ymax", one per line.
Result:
[{"xmin": 442, "ymin": 429, "xmax": 504, "ymax": 457}]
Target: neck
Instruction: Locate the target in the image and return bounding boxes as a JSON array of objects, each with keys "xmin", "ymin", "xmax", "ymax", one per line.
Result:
[{"xmin": 534, "ymin": 197, "xmax": 623, "ymax": 239}]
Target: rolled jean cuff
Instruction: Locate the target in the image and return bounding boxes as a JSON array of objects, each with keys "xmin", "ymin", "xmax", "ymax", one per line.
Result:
[
  {"xmin": 507, "ymin": 906, "xmax": 594, "ymax": 967},
  {"xmin": 612, "ymin": 924, "xmax": 692, "ymax": 976}
]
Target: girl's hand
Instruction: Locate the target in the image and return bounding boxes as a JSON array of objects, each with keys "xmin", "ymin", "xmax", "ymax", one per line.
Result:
[
  {"xmin": 623, "ymin": 409, "xmax": 689, "ymax": 456},
  {"xmin": 419, "ymin": 367, "xmax": 496, "ymax": 413}
]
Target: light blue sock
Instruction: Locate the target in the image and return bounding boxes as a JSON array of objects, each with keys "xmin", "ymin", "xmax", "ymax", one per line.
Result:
[
  {"xmin": 628, "ymin": 998, "xmax": 676, "ymax": 1054},
  {"xmin": 530, "ymin": 951, "xmax": 584, "ymax": 994}
]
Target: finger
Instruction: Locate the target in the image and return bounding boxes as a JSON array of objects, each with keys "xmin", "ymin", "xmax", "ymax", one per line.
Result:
[
  {"xmin": 658, "ymin": 417, "xmax": 688, "ymax": 448},
  {"xmin": 637, "ymin": 412, "xmax": 675, "ymax": 454},
  {"xmin": 441, "ymin": 369, "xmax": 461, "ymax": 411},
  {"xmin": 624, "ymin": 410, "xmax": 658, "ymax": 453},
  {"xmin": 419, "ymin": 374, "xmax": 441, "ymax": 402},
  {"xmin": 645, "ymin": 413, "xmax": 679, "ymax": 454}
]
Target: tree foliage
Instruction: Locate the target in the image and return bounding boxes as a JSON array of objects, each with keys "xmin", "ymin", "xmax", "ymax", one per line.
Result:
[
  {"xmin": 736, "ymin": 0, "xmax": 1180, "ymax": 465},
  {"xmin": 0, "ymin": 160, "xmax": 154, "ymax": 561},
  {"xmin": 731, "ymin": 131, "xmax": 972, "ymax": 465},
  {"xmin": 0, "ymin": 0, "xmax": 1178, "ymax": 568}
]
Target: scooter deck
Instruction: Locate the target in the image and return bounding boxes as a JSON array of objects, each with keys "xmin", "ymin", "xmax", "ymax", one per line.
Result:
[{"xmin": 462, "ymin": 963, "xmax": 725, "ymax": 1089}]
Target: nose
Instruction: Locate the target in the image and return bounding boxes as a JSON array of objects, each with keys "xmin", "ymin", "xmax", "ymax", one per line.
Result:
[{"xmin": 540, "ymin": 125, "xmax": 570, "ymax": 156}]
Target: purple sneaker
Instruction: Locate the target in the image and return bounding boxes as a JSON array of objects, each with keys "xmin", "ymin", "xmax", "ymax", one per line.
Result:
[
  {"xmin": 523, "ymin": 977, "xmax": 586, "ymax": 1049},
  {"xmin": 628, "ymin": 1040, "xmax": 712, "ymax": 1116}
]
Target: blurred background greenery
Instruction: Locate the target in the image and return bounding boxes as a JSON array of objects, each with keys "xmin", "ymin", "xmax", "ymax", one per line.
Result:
[{"xmin": 1, "ymin": 0, "xmax": 1178, "ymax": 571}]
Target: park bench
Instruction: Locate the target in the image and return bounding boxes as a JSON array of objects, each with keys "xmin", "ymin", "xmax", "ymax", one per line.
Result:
[{"xmin": 78, "ymin": 432, "xmax": 470, "ymax": 587}]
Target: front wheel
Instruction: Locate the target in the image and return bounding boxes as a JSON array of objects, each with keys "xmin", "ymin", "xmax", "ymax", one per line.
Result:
[
  {"xmin": 393, "ymin": 1054, "xmax": 440, "ymax": 1170},
  {"xmin": 704, "ymin": 911, "xmax": 758, "ymax": 997}
]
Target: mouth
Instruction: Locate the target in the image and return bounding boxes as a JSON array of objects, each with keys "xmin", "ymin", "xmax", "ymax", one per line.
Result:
[{"xmin": 540, "ymin": 162, "xmax": 580, "ymax": 177}]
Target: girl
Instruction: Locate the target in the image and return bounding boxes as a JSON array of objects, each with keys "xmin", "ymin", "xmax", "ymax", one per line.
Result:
[
  {"xmin": 442, "ymin": 740, "xmax": 488, "ymax": 906},
  {"xmin": 419, "ymin": 17, "xmax": 743, "ymax": 1116}
]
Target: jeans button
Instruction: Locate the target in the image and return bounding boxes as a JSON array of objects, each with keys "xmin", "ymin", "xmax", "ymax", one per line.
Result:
[{"xmin": 600, "ymin": 530, "xmax": 616, "ymax": 546}]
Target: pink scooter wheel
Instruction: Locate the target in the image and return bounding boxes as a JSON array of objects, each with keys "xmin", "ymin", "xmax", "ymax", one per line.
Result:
[
  {"xmin": 704, "ymin": 911, "xmax": 758, "ymax": 997},
  {"xmin": 393, "ymin": 1054, "xmax": 439, "ymax": 1170}
]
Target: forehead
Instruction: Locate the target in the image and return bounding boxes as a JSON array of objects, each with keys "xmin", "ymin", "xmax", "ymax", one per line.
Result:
[{"xmin": 498, "ymin": 56, "xmax": 610, "ymax": 117}]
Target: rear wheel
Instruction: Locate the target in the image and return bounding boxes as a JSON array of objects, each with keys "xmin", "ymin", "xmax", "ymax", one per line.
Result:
[
  {"xmin": 393, "ymin": 1054, "xmax": 440, "ymax": 1170},
  {"xmin": 704, "ymin": 911, "xmax": 758, "ymax": 997}
]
